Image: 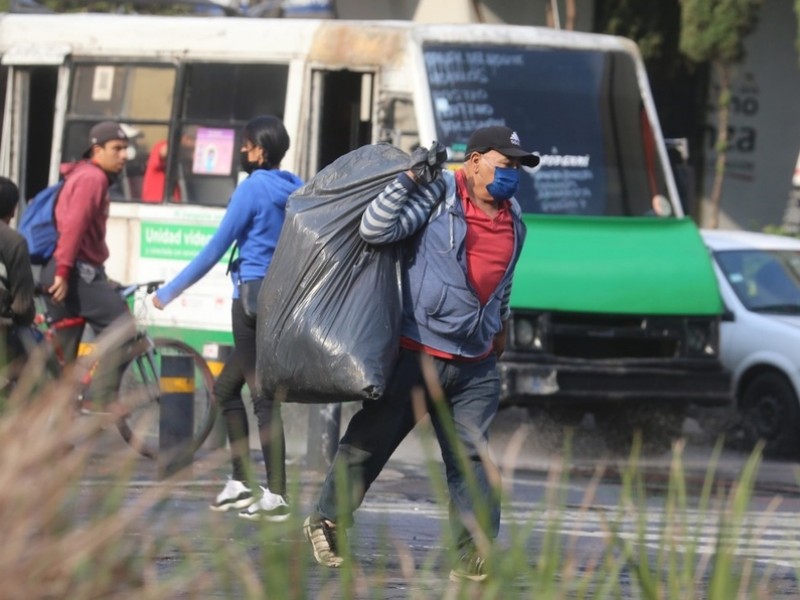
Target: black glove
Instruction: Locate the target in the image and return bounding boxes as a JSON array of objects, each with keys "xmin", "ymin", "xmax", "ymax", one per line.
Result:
[{"xmin": 409, "ymin": 141, "xmax": 448, "ymax": 184}]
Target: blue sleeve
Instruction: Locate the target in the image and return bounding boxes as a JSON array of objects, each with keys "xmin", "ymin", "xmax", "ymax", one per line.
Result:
[{"xmin": 155, "ymin": 183, "xmax": 256, "ymax": 306}]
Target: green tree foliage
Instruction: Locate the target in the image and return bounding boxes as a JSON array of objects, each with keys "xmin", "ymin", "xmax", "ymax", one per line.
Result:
[
  {"xmin": 679, "ymin": 0, "xmax": 762, "ymax": 228},
  {"xmin": 680, "ymin": 0, "xmax": 762, "ymax": 63},
  {"xmin": 594, "ymin": 0, "xmax": 672, "ymax": 61},
  {"xmin": 0, "ymin": 0, "xmax": 227, "ymax": 15},
  {"xmin": 41, "ymin": 1, "xmax": 194, "ymax": 14},
  {"xmin": 42, "ymin": 1, "xmax": 119, "ymax": 10}
]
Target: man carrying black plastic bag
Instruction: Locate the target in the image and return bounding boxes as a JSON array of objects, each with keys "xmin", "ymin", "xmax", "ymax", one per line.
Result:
[{"xmin": 303, "ymin": 126, "xmax": 539, "ymax": 583}]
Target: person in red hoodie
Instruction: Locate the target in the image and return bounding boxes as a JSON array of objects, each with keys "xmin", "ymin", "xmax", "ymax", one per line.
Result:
[{"xmin": 40, "ymin": 121, "xmax": 135, "ymax": 402}]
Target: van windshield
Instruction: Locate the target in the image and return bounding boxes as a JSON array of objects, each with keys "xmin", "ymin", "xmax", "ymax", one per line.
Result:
[{"xmin": 423, "ymin": 43, "xmax": 669, "ymax": 217}]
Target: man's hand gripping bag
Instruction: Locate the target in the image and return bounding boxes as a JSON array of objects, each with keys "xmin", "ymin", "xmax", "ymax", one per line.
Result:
[{"xmin": 256, "ymin": 144, "xmax": 409, "ymax": 403}]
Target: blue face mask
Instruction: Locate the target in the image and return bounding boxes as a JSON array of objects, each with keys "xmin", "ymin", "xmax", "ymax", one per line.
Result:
[{"xmin": 486, "ymin": 166, "xmax": 520, "ymax": 201}]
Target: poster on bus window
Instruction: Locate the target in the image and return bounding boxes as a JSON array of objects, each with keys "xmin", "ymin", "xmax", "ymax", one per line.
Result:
[{"xmin": 192, "ymin": 127, "xmax": 234, "ymax": 176}]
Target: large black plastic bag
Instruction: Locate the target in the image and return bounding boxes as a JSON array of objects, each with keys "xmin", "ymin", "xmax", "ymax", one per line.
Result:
[{"xmin": 256, "ymin": 143, "xmax": 410, "ymax": 403}]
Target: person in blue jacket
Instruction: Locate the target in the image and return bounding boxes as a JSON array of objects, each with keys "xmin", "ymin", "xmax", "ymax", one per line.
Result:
[
  {"xmin": 153, "ymin": 115, "xmax": 302, "ymax": 521},
  {"xmin": 303, "ymin": 126, "xmax": 536, "ymax": 582}
]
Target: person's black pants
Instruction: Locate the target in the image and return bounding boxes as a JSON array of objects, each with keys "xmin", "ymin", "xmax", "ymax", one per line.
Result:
[
  {"xmin": 40, "ymin": 259, "xmax": 135, "ymax": 399},
  {"xmin": 214, "ymin": 298, "xmax": 286, "ymax": 496}
]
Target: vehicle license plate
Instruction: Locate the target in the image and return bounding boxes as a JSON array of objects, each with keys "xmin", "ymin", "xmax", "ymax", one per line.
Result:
[{"xmin": 518, "ymin": 371, "xmax": 559, "ymax": 395}]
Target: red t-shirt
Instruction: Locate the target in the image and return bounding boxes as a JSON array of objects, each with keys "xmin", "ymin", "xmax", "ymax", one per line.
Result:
[
  {"xmin": 456, "ymin": 169, "xmax": 514, "ymax": 305},
  {"xmin": 141, "ymin": 140, "xmax": 180, "ymax": 203}
]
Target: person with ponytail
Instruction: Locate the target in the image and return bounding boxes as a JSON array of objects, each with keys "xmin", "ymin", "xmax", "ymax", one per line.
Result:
[{"xmin": 153, "ymin": 115, "xmax": 302, "ymax": 520}]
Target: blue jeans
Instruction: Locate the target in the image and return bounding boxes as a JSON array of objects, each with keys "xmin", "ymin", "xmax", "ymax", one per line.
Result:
[{"xmin": 315, "ymin": 348, "xmax": 501, "ymax": 551}]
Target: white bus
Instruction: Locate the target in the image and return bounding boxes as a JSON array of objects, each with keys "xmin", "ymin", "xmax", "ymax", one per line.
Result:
[
  {"xmin": 1, "ymin": 12, "xmax": 730, "ymax": 439},
  {"xmin": 1, "ymin": 13, "xmax": 435, "ymax": 350}
]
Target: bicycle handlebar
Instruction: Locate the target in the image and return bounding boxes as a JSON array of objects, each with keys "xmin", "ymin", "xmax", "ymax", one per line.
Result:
[
  {"xmin": 34, "ymin": 280, "xmax": 165, "ymax": 300},
  {"xmin": 117, "ymin": 280, "xmax": 165, "ymax": 299}
]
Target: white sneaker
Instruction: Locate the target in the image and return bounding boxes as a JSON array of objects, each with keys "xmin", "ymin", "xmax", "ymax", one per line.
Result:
[
  {"xmin": 238, "ymin": 487, "xmax": 290, "ymax": 522},
  {"xmin": 209, "ymin": 479, "xmax": 255, "ymax": 512}
]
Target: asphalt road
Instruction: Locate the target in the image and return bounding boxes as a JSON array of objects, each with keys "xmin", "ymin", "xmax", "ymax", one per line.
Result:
[{"xmin": 77, "ymin": 405, "xmax": 800, "ymax": 598}]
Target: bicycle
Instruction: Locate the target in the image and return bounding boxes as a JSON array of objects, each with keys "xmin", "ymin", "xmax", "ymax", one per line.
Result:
[{"xmin": 31, "ymin": 280, "xmax": 217, "ymax": 460}]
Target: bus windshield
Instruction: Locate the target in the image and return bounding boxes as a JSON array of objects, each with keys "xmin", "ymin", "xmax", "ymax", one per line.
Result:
[{"xmin": 424, "ymin": 43, "xmax": 668, "ymax": 217}]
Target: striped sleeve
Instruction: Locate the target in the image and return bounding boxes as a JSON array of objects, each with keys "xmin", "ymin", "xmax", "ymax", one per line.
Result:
[
  {"xmin": 500, "ymin": 282, "xmax": 512, "ymax": 321},
  {"xmin": 360, "ymin": 173, "xmax": 446, "ymax": 245}
]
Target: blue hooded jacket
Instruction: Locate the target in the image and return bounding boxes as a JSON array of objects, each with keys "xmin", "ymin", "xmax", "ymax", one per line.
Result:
[
  {"xmin": 360, "ymin": 170, "xmax": 526, "ymax": 358},
  {"xmin": 155, "ymin": 168, "xmax": 303, "ymax": 305}
]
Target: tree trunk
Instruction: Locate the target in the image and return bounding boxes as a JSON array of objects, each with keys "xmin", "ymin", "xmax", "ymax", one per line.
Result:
[
  {"xmin": 708, "ymin": 61, "xmax": 731, "ymax": 229},
  {"xmin": 470, "ymin": 0, "xmax": 485, "ymax": 22},
  {"xmin": 565, "ymin": 0, "xmax": 577, "ymax": 30},
  {"xmin": 546, "ymin": 1, "xmax": 556, "ymax": 28}
]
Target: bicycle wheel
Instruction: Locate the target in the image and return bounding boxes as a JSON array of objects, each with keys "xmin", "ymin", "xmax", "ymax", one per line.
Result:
[{"xmin": 116, "ymin": 337, "xmax": 217, "ymax": 459}]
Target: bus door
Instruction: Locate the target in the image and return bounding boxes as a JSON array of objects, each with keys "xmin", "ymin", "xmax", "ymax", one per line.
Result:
[
  {"xmin": 307, "ymin": 69, "xmax": 373, "ymax": 176},
  {"xmin": 0, "ymin": 46, "xmax": 67, "ymax": 203}
]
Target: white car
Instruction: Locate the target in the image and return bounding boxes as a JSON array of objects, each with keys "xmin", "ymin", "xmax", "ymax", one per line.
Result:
[{"xmin": 701, "ymin": 229, "xmax": 800, "ymax": 457}]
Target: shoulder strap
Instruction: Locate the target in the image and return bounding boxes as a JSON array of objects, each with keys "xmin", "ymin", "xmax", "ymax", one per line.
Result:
[{"xmin": 226, "ymin": 241, "xmax": 239, "ymax": 275}]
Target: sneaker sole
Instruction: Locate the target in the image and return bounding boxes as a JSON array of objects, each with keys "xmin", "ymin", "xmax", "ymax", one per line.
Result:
[
  {"xmin": 303, "ymin": 518, "xmax": 344, "ymax": 568},
  {"xmin": 237, "ymin": 511, "xmax": 291, "ymax": 522},
  {"xmin": 449, "ymin": 570, "xmax": 488, "ymax": 583},
  {"xmin": 209, "ymin": 496, "xmax": 256, "ymax": 512}
]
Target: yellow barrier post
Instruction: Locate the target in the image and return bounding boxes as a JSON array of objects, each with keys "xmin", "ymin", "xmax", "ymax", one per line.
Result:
[{"xmin": 158, "ymin": 354, "xmax": 194, "ymax": 480}]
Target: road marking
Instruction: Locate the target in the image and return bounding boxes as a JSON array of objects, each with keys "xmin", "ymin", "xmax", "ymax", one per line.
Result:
[{"xmin": 361, "ymin": 501, "xmax": 800, "ymax": 569}]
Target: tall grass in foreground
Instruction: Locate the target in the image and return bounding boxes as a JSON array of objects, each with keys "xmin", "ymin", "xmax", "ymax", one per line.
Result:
[{"xmin": 0, "ymin": 339, "xmax": 793, "ymax": 598}]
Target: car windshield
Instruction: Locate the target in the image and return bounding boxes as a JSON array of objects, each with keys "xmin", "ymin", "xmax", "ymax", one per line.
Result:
[{"xmin": 715, "ymin": 248, "xmax": 800, "ymax": 313}]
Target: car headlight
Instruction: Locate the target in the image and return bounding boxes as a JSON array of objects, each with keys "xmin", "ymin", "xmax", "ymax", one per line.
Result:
[
  {"xmin": 513, "ymin": 316, "xmax": 542, "ymax": 350},
  {"xmin": 685, "ymin": 319, "xmax": 719, "ymax": 356}
]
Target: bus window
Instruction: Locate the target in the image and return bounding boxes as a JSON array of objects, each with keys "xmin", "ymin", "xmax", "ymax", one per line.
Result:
[
  {"xmin": 175, "ymin": 123, "xmax": 241, "ymax": 207},
  {"xmin": 64, "ymin": 64, "xmax": 177, "ymax": 201},
  {"xmin": 182, "ymin": 63, "xmax": 288, "ymax": 121},
  {"xmin": 70, "ymin": 64, "xmax": 174, "ymax": 120},
  {"xmin": 62, "ymin": 61, "xmax": 290, "ymax": 205},
  {"xmin": 125, "ymin": 123, "xmax": 171, "ymax": 201},
  {"xmin": 175, "ymin": 63, "xmax": 289, "ymax": 206},
  {"xmin": 378, "ymin": 97, "xmax": 419, "ymax": 155},
  {"xmin": 62, "ymin": 120, "xmax": 171, "ymax": 201},
  {"xmin": 423, "ymin": 44, "xmax": 669, "ymax": 217}
]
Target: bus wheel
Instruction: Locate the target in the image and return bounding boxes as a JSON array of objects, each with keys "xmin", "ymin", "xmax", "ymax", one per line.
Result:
[{"xmin": 740, "ymin": 372, "xmax": 800, "ymax": 458}]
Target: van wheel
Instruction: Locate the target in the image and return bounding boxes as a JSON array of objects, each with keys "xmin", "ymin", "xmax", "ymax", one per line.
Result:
[
  {"xmin": 740, "ymin": 372, "xmax": 800, "ymax": 457},
  {"xmin": 596, "ymin": 407, "xmax": 685, "ymax": 457}
]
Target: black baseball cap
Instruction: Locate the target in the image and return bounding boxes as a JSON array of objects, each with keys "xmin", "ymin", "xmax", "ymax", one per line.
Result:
[
  {"xmin": 465, "ymin": 125, "xmax": 540, "ymax": 168},
  {"xmin": 82, "ymin": 121, "xmax": 128, "ymax": 158}
]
